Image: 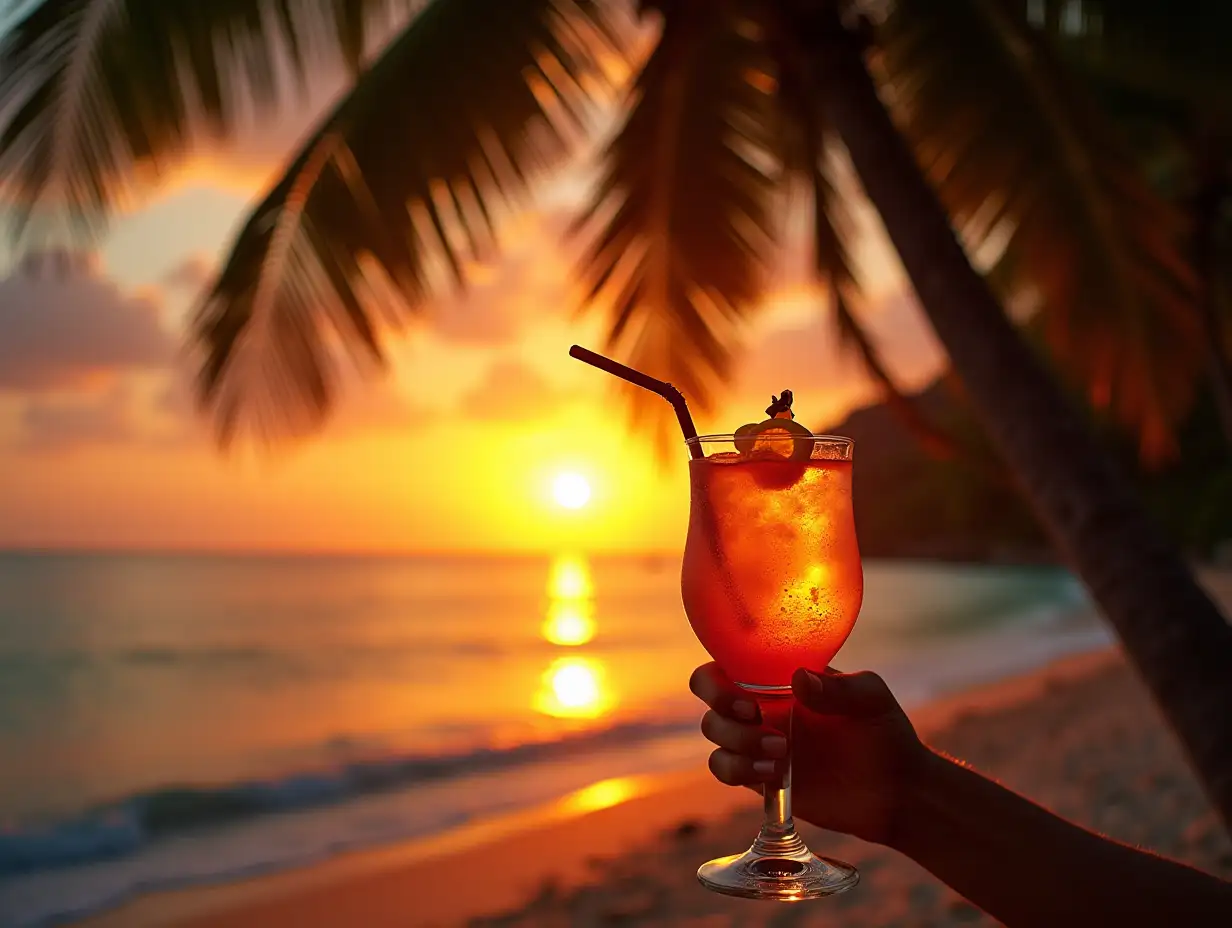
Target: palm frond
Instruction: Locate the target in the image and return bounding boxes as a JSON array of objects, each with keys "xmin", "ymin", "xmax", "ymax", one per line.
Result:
[
  {"xmin": 877, "ymin": 0, "xmax": 1204, "ymax": 462},
  {"xmin": 0, "ymin": 0, "xmax": 412, "ymax": 238},
  {"xmin": 574, "ymin": 1, "xmax": 781, "ymax": 443},
  {"xmin": 194, "ymin": 0, "xmax": 621, "ymax": 444},
  {"xmin": 766, "ymin": 14, "xmax": 959, "ymax": 459},
  {"xmin": 764, "ymin": 13, "xmax": 856, "ymax": 296}
]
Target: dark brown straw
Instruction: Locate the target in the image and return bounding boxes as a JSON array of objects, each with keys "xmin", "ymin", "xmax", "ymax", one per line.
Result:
[{"xmin": 569, "ymin": 345, "xmax": 703, "ymax": 459}]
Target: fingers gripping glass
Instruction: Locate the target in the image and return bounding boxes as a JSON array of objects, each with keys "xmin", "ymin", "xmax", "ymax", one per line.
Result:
[{"xmin": 569, "ymin": 346, "xmax": 862, "ymax": 902}]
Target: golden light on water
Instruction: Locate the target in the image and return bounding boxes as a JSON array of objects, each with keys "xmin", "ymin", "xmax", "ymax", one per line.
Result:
[
  {"xmin": 543, "ymin": 554, "xmax": 595, "ymax": 645},
  {"xmin": 564, "ymin": 776, "xmax": 639, "ymax": 813},
  {"xmin": 551, "ymin": 661, "xmax": 599, "ymax": 707},
  {"xmin": 542, "ymin": 601, "xmax": 596, "ymax": 646},
  {"xmin": 536, "ymin": 554, "xmax": 609, "ymax": 715},
  {"xmin": 534, "ymin": 656, "xmax": 613, "ymax": 718},
  {"xmin": 551, "ymin": 472, "xmax": 591, "ymax": 510},
  {"xmin": 548, "ymin": 555, "xmax": 593, "ymax": 599}
]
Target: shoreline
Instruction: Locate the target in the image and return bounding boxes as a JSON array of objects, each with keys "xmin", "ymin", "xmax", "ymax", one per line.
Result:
[
  {"xmin": 75, "ymin": 646, "xmax": 1172, "ymax": 928},
  {"xmin": 76, "ymin": 770, "xmax": 747, "ymax": 928}
]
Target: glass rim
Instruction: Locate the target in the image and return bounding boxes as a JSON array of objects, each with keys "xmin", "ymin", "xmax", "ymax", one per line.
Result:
[{"xmin": 685, "ymin": 433, "xmax": 854, "ymax": 446}]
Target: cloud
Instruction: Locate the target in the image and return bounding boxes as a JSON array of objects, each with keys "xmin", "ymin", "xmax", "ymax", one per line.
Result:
[
  {"xmin": 0, "ymin": 252, "xmax": 201, "ymax": 451},
  {"xmin": 461, "ymin": 359, "xmax": 563, "ymax": 421},
  {"xmin": 153, "ymin": 371, "xmax": 433, "ymax": 442},
  {"xmin": 15, "ymin": 379, "xmax": 195, "ymax": 451},
  {"xmin": 426, "ymin": 211, "xmax": 576, "ymax": 346},
  {"xmin": 330, "ymin": 380, "xmax": 437, "ymax": 435},
  {"xmin": 0, "ymin": 249, "xmax": 175, "ymax": 390},
  {"xmin": 17, "ymin": 385, "xmax": 138, "ymax": 450},
  {"xmin": 161, "ymin": 253, "xmax": 215, "ymax": 293},
  {"xmin": 154, "ymin": 377, "xmax": 195, "ymax": 419}
]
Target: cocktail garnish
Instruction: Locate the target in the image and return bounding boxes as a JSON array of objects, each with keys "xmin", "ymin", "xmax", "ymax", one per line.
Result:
[
  {"xmin": 736, "ymin": 391, "xmax": 817, "ymax": 462},
  {"xmin": 765, "ymin": 390, "xmax": 795, "ymax": 418},
  {"xmin": 734, "ymin": 421, "xmax": 760, "ymax": 454}
]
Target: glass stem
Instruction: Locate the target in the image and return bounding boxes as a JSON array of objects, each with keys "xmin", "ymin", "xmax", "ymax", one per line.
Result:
[
  {"xmin": 763, "ymin": 768, "xmax": 793, "ymax": 836},
  {"xmin": 752, "ymin": 701, "xmax": 807, "ymax": 858}
]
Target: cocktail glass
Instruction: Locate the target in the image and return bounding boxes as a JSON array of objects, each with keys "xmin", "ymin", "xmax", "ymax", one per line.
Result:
[
  {"xmin": 565, "ymin": 345, "xmax": 861, "ymax": 902},
  {"xmin": 682, "ymin": 433, "xmax": 862, "ymax": 901}
]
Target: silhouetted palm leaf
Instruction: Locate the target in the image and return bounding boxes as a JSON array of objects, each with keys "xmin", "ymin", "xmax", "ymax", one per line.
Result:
[
  {"xmin": 573, "ymin": 2, "xmax": 782, "ymax": 442},
  {"xmin": 0, "ymin": 0, "xmax": 405, "ymax": 238},
  {"xmin": 878, "ymin": 0, "xmax": 1204, "ymax": 460},
  {"xmin": 767, "ymin": 14, "xmax": 959, "ymax": 458},
  {"xmin": 194, "ymin": 0, "xmax": 620, "ymax": 443},
  {"xmin": 1049, "ymin": 1, "xmax": 1232, "ymax": 454},
  {"xmin": 2, "ymin": 0, "xmax": 1213, "ymax": 460}
]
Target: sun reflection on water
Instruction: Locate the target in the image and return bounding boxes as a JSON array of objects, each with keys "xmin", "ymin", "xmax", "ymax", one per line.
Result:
[
  {"xmin": 564, "ymin": 776, "xmax": 639, "ymax": 813},
  {"xmin": 542, "ymin": 553, "xmax": 596, "ymax": 646},
  {"xmin": 534, "ymin": 656, "xmax": 613, "ymax": 718},
  {"xmin": 548, "ymin": 555, "xmax": 593, "ymax": 599},
  {"xmin": 543, "ymin": 601, "xmax": 596, "ymax": 646},
  {"xmin": 536, "ymin": 554, "xmax": 614, "ymax": 718}
]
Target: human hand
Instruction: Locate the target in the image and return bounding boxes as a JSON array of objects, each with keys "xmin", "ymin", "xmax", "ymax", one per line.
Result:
[{"xmin": 689, "ymin": 662, "xmax": 929, "ymax": 845}]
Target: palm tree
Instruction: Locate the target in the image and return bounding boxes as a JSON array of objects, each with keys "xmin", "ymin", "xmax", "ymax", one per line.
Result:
[
  {"xmin": 1051, "ymin": 10, "xmax": 1232, "ymax": 454},
  {"xmin": 1, "ymin": 0, "xmax": 1230, "ymax": 826}
]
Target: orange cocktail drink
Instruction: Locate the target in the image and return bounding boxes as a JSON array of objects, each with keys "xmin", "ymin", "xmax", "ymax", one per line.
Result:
[
  {"xmin": 676, "ymin": 420, "xmax": 862, "ymax": 901},
  {"xmin": 682, "ymin": 440, "xmax": 862, "ymax": 686},
  {"xmin": 568, "ymin": 347, "xmax": 862, "ymax": 902}
]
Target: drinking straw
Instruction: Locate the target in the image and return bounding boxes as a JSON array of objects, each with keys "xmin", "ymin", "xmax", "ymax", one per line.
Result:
[{"xmin": 569, "ymin": 346, "xmax": 703, "ymax": 459}]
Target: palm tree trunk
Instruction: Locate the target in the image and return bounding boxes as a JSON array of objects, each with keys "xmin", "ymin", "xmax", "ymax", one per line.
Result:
[{"xmin": 807, "ymin": 9, "xmax": 1232, "ymax": 830}]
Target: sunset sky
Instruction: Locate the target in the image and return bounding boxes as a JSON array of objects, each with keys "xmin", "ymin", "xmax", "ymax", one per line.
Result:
[{"xmin": 0, "ymin": 64, "xmax": 945, "ymax": 554}]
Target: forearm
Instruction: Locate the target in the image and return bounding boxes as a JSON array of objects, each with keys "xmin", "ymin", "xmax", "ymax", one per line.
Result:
[{"xmin": 889, "ymin": 749, "xmax": 1232, "ymax": 928}]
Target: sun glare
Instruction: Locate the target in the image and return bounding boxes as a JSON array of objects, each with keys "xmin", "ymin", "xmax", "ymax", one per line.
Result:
[
  {"xmin": 552, "ymin": 472, "xmax": 591, "ymax": 510},
  {"xmin": 534, "ymin": 657, "xmax": 612, "ymax": 719},
  {"xmin": 543, "ymin": 602, "xmax": 596, "ymax": 646},
  {"xmin": 564, "ymin": 776, "xmax": 639, "ymax": 814},
  {"xmin": 552, "ymin": 662, "xmax": 600, "ymax": 707},
  {"xmin": 548, "ymin": 555, "xmax": 594, "ymax": 599},
  {"xmin": 543, "ymin": 554, "xmax": 596, "ymax": 645}
]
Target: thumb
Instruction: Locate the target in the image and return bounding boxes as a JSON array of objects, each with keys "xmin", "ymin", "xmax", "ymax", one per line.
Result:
[{"xmin": 792, "ymin": 668, "xmax": 897, "ymax": 718}]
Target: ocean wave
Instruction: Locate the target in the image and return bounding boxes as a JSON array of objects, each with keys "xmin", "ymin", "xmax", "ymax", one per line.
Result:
[
  {"xmin": 118, "ymin": 646, "xmax": 274, "ymax": 666},
  {"xmin": 117, "ymin": 639, "xmax": 513, "ymax": 667},
  {"xmin": 0, "ymin": 717, "xmax": 693, "ymax": 876},
  {"xmin": 6, "ymin": 636, "xmax": 677, "ymax": 677},
  {"xmin": 882, "ymin": 576, "xmax": 1088, "ymax": 641}
]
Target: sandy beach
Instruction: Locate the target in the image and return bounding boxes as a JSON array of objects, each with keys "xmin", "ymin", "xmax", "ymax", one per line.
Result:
[{"xmin": 79, "ymin": 639, "xmax": 1232, "ymax": 928}]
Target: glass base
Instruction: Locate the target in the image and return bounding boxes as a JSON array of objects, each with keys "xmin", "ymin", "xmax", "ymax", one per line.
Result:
[
  {"xmin": 698, "ymin": 683, "xmax": 858, "ymax": 901},
  {"xmin": 697, "ymin": 836, "xmax": 859, "ymax": 901}
]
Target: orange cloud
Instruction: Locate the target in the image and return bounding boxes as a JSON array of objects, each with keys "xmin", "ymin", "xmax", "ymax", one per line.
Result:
[
  {"xmin": 462, "ymin": 359, "xmax": 564, "ymax": 421},
  {"xmin": 17, "ymin": 383, "xmax": 158, "ymax": 451}
]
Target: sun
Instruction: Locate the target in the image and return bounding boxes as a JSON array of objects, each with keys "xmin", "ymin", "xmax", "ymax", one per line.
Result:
[{"xmin": 552, "ymin": 472, "xmax": 592, "ymax": 510}]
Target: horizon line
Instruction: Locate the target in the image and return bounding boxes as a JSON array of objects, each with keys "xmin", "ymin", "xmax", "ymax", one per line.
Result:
[{"xmin": 0, "ymin": 544, "xmax": 684, "ymax": 559}]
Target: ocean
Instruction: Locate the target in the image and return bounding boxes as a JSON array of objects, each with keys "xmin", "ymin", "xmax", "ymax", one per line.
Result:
[{"xmin": 0, "ymin": 552, "xmax": 1110, "ymax": 926}]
